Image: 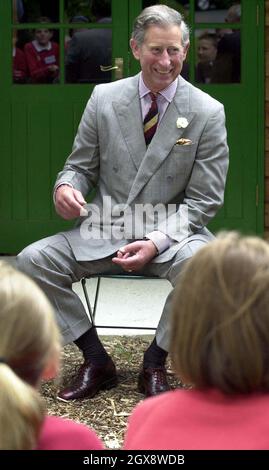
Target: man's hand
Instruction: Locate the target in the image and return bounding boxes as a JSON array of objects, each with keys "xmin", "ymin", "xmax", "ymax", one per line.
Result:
[
  {"xmin": 112, "ymin": 240, "xmax": 158, "ymax": 272},
  {"xmin": 55, "ymin": 185, "xmax": 86, "ymax": 220}
]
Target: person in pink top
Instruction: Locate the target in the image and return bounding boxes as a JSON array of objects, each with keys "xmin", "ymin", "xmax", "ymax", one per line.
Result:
[
  {"xmin": 0, "ymin": 262, "xmax": 103, "ymax": 450},
  {"xmin": 123, "ymin": 232, "xmax": 269, "ymax": 450}
]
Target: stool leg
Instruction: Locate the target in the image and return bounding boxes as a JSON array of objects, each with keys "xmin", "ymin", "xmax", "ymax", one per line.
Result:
[
  {"xmin": 81, "ymin": 278, "xmax": 95, "ymax": 326},
  {"xmin": 93, "ymin": 276, "xmax": 101, "ymax": 319}
]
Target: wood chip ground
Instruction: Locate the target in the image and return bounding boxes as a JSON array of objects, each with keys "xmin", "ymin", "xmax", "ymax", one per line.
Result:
[{"xmin": 41, "ymin": 336, "xmax": 183, "ymax": 449}]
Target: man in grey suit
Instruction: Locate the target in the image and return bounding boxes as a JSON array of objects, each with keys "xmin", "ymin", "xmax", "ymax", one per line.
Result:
[{"xmin": 17, "ymin": 5, "xmax": 229, "ymax": 401}]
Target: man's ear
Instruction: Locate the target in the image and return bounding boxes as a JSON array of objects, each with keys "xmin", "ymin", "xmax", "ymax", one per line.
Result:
[
  {"xmin": 183, "ymin": 42, "xmax": 190, "ymax": 61},
  {"xmin": 130, "ymin": 38, "xmax": 140, "ymax": 60}
]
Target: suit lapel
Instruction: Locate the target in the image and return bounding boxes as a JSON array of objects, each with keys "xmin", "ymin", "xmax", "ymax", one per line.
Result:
[
  {"xmin": 127, "ymin": 77, "xmax": 196, "ymax": 204},
  {"xmin": 113, "ymin": 76, "xmax": 146, "ymax": 171}
]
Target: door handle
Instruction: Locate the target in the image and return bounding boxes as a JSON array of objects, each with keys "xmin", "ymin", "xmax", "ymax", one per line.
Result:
[
  {"xmin": 100, "ymin": 65, "xmax": 117, "ymax": 71},
  {"xmin": 100, "ymin": 58, "xmax": 124, "ymax": 80}
]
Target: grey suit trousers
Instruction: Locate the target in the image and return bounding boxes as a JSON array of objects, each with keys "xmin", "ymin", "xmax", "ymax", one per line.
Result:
[{"xmin": 17, "ymin": 232, "xmax": 210, "ymax": 351}]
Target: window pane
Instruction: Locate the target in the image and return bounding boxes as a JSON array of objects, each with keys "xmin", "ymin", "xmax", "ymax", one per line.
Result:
[
  {"xmin": 13, "ymin": 27, "xmax": 60, "ymax": 84},
  {"xmin": 181, "ymin": 56, "xmax": 190, "ymax": 82},
  {"xmin": 64, "ymin": 0, "xmax": 111, "ymax": 23},
  {"xmin": 195, "ymin": 1, "xmax": 241, "ymax": 24},
  {"xmin": 13, "ymin": 0, "xmax": 59, "ymax": 23},
  {"xmin": 142, "ymin": 1, "xmax": 190, "ymax": 19},
  {"xmin": 195, "ymin": 28, "xmax": 241, "ymax": 83},
  {"xmin": 65, "ymin": 27, "xmax": 112, "ymax": 84}
]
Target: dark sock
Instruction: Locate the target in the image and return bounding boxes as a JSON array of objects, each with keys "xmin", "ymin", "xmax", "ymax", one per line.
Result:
[
  {"xmin": 74, "ymin": 327, "xmax": 109, "ymax": 364},
  {"xmin": 143, "ymin": 337, "xmax": 168, "ymax": 368}
]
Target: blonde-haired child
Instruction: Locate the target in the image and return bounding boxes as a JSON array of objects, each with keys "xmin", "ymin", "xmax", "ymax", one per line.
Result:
[
  {"xmin": 124, "ymin": 233, "xmax": 269, "ymax": 449},
  {"xmin": 0, "ymin": 261, "xmax": 103, "ymax": 450}
]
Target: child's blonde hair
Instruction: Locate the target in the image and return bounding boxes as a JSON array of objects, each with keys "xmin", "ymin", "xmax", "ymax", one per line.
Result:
[
  {"xmin": 170, "ymin": 232, "xmax": 269, "ymax": 394},
  {"xmin": 0, "ymin": 262, "xmax": 61, "ymax": 449}
]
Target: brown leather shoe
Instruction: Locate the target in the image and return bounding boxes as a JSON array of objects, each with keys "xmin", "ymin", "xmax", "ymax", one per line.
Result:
[
  {"xmin": 57, "ymin": 357, "xmax": 118, "ymax": 401},
  {"xmin": 138, "ymin": 366, "xmax": 171, "ymax": 397}
]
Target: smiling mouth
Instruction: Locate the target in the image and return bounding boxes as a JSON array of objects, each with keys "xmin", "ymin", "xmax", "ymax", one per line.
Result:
[{"xmin": 156, "ymin": 70, "xmax": 172, "ymax": 75}]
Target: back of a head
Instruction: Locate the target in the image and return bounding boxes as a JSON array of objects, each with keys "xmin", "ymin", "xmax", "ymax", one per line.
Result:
[
  {"xmin": 36, "ymin": 16, "xmax": 52, "ymax": 26},
  {"xmin": 69, "ymin": 15, "xmax": 89, "ymax": 37},
  {"xmin": 70, "ymin": 15, "xmax": 89, "ymax": 24},
  {"xmin": 170, "ymin": 232, "xmax": 269, "ymax": 394},
  {"xmin": 91, "ymin": 0, "xmax": 111, "ymax": 20},
  {"xmin": 0, "ymin": 262, "xmax": 60, "ymax": 449},
  {"xmin": 226, "ymin": 4, "xmax": 241, "ymax": 23},
  {"xmin": 132, "ymin": 4, "xmax": 190, "ymax": 48}
]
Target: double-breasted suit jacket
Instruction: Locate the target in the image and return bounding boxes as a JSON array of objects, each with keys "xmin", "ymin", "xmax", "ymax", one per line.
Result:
[{"xmin": 55, "ymin": 73, "xmax": 229, "ymax": 262}]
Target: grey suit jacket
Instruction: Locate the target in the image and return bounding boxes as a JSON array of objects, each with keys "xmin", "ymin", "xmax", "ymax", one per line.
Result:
[{"xmin": 55, "ymin": 73, "xmax": 229, "ymax": 261}]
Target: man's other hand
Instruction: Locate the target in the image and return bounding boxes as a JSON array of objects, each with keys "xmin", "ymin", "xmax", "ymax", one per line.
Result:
[{"xmin": 112, "ymin": 240, "xmax": 158, "ymax": 272}]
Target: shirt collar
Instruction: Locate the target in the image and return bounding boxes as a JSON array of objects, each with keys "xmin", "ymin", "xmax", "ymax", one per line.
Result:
[
  {"xmin": 32, "ymin": 40, "xmax": 52, "ymax": 52},
  {"xmin": 139, "ymin": 72, "xmax": 178, "ymax": 103}
]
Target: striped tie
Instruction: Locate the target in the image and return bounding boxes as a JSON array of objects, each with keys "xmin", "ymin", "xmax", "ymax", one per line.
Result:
[{"xmin": 143, "ymin": 92, "xmax": 159, "ymax": 146}]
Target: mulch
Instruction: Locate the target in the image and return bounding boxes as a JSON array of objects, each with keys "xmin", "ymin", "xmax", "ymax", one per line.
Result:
[{"xmin": 41, "ymin": 336, "xmax": 183, "ymax": 449}]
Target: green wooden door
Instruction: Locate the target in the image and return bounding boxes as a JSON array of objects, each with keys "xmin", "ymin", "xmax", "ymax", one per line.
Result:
[
  {"xmin": 0, "ymin": 0, "xmax": 264, "ymax": 253},
  {"xmin": 0, "ymin": 0, "xmax": 129, "ymax": 253}
]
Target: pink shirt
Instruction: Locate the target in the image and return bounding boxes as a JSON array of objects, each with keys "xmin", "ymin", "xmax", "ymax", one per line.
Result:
[
  {"xmin": 139, "ymin": 72, "xmax": 178, "ymax": 125},
  {"xmin": 123, "ymin": 388, "xmax": 269, "ymax": 450},
  {"xmin": 36, "ymin": 415, "xmax": 104, "ymax": 450}
]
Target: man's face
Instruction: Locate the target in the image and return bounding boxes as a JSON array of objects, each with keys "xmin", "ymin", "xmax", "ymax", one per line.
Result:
[
  {"xmin": 130, "ymin": 25, "xmax": 189, "ymax": 93},
  {"xmin": 198, "ymin": 39, "xmax": 217, "ymax": 63}
]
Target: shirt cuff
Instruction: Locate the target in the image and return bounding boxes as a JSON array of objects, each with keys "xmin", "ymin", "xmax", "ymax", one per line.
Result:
[
  {"xmin": 53, "ymin": 182, "xmax": 73, "ymax": 204},
  {"xmin": 145, "ymin": 231, "xmax": 172, "ymax": 255}
]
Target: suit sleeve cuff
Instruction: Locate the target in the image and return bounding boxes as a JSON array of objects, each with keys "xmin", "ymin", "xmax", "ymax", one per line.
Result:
[{"xmin": 145, "ymin": 231, "xmax": 172, "ymax": 255}]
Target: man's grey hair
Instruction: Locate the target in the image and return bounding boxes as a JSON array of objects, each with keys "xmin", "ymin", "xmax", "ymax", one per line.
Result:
[{"xmin": 131, "ymin": 4, "xmax": 190, "ymax": 48}]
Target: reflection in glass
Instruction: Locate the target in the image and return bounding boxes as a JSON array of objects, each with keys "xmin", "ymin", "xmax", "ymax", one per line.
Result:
[
  {"xmin": 13, "ymin": 27, "xmax": 59, "ymax": 84},
  {"xmin": 142, "ymin": 0, "xmax": 190, "ymax": 19},
  {"xmin": 195, "ymin": 28, "xmax": 240, "ymax": 84},
  {"xmin": 13, "ymin": 0, "xmax": 59, "ymax": 23},
  {"xmin": 181, "ymin": 59, "xmax": 189, "ymax": 82},
  {"xmin": 65, "ymin": 15, "xmax": 89, "ymax": 49},
  {"xmin": 195, "ymin": 1, "xmax": 241, "ymax": 24},
  {"xmin": 65, "ymin": 0, "xmax": 111, "ymax": 23},
  {"xmin": 65, "ymin": 27, "xmax": 112, "ymax": 84},
  {"xmin": 195, "ymin": 31, "xmax": 218, "ymax": 83}
]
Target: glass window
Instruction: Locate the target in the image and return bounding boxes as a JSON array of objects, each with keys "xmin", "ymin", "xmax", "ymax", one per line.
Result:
[
  {"xmin": 13, "ymin": 0, "xmax": 59, "ymax": 23},
  {"xmin": 13, "ymin": 26, "xmax": 59, "ymax": 84},
  {"xmin": 195, "ymin": 28, "xmax": 241, "ymax": 83},
  {"xmin": 181, "ymin": 56, "xmax": 190, "ymax": 82},
  {"xmin": 142, "ymin": 1, "xmax": 190, "ymax": 20},
  {"xmin": 64, "ymin": 0, "xmax": 111, "ymax": 23},
  {"xmin": 65, "ymin": 27, "xmax": 112, "ymax": 84},
  {"xmin": 64, "ymin": 1, "xmax": 112, "ymax": 84},
  {"xmin": 195, "ymin": 1, "xmax": 241, "ymax": 24}
]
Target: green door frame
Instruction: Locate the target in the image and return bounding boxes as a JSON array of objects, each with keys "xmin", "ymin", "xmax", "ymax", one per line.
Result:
[{"xmin": 0, "ymin": 0, "xmax": 130, "ymax": 253}]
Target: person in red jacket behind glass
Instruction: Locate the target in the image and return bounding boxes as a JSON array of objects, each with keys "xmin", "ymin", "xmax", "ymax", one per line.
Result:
[
  {"xmin": 24, "ymin": 17, "xmax": 59, "ymax": 84},
  {"xmin": 13, "ymin": 46, "xmax": 28, "ymax": 83}
]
